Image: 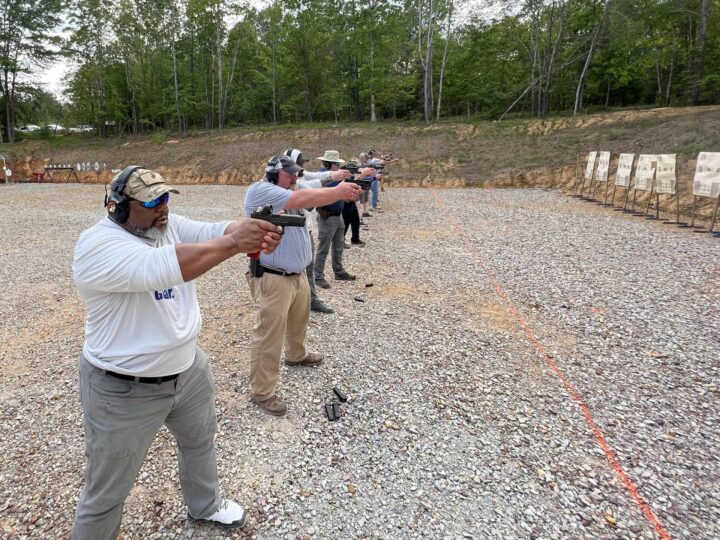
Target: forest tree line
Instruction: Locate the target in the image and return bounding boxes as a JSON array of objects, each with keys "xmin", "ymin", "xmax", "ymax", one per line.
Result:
[{"xmin": 0, "ymin": 0, "xmax": 717, "ymax": 143}]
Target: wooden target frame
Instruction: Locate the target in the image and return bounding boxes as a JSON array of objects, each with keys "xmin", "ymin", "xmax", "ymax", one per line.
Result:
[
  {"xmin": 611, "ymin": 153, "xmax": 635, "ymax": 212},
  {"xmin": 589, "ymin": 151, "xmax": 611, "ymax": 205},
  {"xmin": 625, "ymin": 154, "xmax": 655, "ymax": 216},
  {"xmin": 651, "ymin": 154, "xmax": 688, "ymax": 227},
  {"xmin": 574, "ymin": 151, "xmax": 597, "ymax": 199},
  {"xmin": 690, "ymin": 152, "xmax": 720, "ymax": 236}
]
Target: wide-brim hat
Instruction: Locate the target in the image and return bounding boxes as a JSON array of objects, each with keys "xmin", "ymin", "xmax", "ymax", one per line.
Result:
[
  {"xmin": 316, "ymin": 150, "xmax": 346, "ymax": 165},
  {"xmin": 118, "ymin": 168, "xmax": 179, "ymax": 202}
]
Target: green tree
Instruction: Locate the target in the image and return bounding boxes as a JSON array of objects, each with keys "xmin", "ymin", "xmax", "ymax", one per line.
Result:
[{"xmin": 0, "ymin": 0, "xmax": 64, "ymax": 143}]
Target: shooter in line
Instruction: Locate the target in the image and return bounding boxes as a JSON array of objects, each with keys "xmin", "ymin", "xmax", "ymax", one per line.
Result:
[
  {"xmin": 243, "ymin": 154, "xmax": 362, "ymax": 416},
  {"xmin": 283, "ymin": 148, "xmax": 352, "ymax": 313},
  {"xmin": 71, "ymin": 167, "xmax": 283, "ymax": 538},
  {"xmin": 313, "ymin": 150, "xmax": 361, "ymax": 289},
  {"xmin": 282, "ymin": 148, "xmax": 375, "ymax": 311}
]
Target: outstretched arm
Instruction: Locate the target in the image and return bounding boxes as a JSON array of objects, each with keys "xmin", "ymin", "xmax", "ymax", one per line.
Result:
[
  {"xmin": 284, "ymin": 182, "xmax": 362, "ymax": 210},
  {"xmin": 176, "ymin": 219, "xmax": 282, "ymax": 281}
]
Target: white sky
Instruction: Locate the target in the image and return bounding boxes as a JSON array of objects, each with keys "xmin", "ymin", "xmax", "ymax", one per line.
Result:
[{"xmin": 45, "ymin": 60, "xmax": 75, "ymax": 103}]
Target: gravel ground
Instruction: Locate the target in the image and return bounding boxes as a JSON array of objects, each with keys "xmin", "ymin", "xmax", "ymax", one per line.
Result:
[{"xmin": 0, "ymin": 183, "xmax": 718, "ymax": 540}]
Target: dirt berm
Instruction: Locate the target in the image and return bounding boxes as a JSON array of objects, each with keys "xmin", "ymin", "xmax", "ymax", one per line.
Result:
[{"xmin": 3, "ymin": 105, "xmax": 719, "ymax": 223}]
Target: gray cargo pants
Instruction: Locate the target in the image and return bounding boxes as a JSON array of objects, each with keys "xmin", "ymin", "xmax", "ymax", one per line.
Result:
[
  {"xmin": 305, "ymin": 234, "xmax": 319, "ymax": 304},
  {"xmin": 72, "ymin": 349, "xmax": 220, "ymax": 540},
  {"xmin": 314, "ymin": 214, "xmax": 345, "ymax": 281}
]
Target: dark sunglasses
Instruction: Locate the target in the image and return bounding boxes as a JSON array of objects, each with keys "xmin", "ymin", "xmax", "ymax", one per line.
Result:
[{"xmin": 134, "ymin": 193, "xmax": 170, "ymax": 208}]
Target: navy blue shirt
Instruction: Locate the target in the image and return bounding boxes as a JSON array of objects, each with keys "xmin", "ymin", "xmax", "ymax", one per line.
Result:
[{"xmin": 317, "ymin": 167, "xmax": 344, "ymax": 213}]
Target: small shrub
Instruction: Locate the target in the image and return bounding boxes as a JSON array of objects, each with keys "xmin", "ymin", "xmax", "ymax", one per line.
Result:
[{"xmin": 150, "ymin": 132, "xmax": 168, "ymax": 144}]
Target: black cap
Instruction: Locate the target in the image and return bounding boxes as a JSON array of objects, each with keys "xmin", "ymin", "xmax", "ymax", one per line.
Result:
[{"xmin": 274, "ymin": 154, "xmax": 303, "ymax": 174}]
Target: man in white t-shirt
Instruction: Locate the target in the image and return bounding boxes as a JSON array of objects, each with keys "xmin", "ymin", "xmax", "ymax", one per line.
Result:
[{"xmin": 71, "ymin": 166, "xmax": 282, "ymax": 539}]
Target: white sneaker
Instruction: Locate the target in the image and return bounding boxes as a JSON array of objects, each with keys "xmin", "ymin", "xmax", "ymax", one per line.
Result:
[{"xmin": 189, "ymin": 499, "xmax": 247, "ymax": 529}]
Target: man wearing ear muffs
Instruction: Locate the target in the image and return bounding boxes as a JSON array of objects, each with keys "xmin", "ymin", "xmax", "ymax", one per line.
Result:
[
  {"xmin": 71, "ymin": 166, "xmax": 283, "ymax": 539},
  {"xmin": 243, "ymin": 155, "xmax": 362, "ymax": 416}
]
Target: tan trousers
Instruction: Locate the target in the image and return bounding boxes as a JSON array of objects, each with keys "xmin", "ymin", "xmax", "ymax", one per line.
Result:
[{"xmin": 246, "ymin": 272, "xmax": 310, "ymax": 400}]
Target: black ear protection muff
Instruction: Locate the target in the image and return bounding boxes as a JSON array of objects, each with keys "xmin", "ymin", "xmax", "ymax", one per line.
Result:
[
  {"xmin": 104, "ymin": 165, "xmax": 143, "ymax": 224},
  {"xmin": 265, "ymin": 156, "xmax": 280, "ymax": 184}
]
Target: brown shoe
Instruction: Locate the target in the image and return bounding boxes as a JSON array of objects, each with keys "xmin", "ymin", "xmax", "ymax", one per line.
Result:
[
  {"xmin": 315, "ymin": 278, "xmax": 331, "ymax": 289},
  {"xmin": 251, "ymin": 395, "xmax": 287, "ymax": 416},
  {"xmin": 285, "ymin": 352, "xmax": 324, "ymax": 367}
]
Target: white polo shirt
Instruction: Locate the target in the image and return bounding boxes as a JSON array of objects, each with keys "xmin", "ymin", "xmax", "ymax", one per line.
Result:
[{"xmin": 73, "ymin": 215, "xmax": 231, "ymax": 376}]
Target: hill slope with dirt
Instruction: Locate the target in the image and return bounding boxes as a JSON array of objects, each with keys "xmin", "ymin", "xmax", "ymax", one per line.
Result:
[{"xmin": 2, "ymin": 106, "xmax": 719, "ymax": 192}]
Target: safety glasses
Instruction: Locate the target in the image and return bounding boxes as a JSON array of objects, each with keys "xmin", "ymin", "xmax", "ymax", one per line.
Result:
[{"xmin": 135, "ymin": 193, "xmax": 170, "ymax": 208}]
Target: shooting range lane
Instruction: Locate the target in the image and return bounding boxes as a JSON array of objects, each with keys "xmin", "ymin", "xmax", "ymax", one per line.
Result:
[
  {"xmin": 1, "ymin": 184, "xmax": 718, "ymax": 539},
  {"xmin": 427, "ymin": 187, "xmax": 720, "ymax": 540},
  {"xmin": 432, "ymin": 189, "xmax": 670, "ymax": 540}
]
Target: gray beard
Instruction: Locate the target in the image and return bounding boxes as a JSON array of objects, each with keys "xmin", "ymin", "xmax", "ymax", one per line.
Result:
[{"xmin": 125, "ymin": 223, "xmax": 165, "ymax": 241}]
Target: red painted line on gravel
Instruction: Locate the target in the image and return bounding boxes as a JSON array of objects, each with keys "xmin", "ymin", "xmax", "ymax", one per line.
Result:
[{"xmin": 432, "ymin": 191, "xmax": 672, "ymax": 540}]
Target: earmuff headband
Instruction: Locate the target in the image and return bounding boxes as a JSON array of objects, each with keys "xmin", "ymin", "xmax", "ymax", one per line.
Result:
[{"xmin": 105, "ymin": 165, "xmax": 144, "ymax": 223}]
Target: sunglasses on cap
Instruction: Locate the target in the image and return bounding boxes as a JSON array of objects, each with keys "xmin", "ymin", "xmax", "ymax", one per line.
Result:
[{"xmin": 133, "ymin": 192, "xmax": 170, "ymax": 208}]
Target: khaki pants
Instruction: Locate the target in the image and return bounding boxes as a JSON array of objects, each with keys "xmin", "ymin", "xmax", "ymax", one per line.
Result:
[{"xmin": 246, "ymin": 272, "xmax": 310, "ymax": 400}]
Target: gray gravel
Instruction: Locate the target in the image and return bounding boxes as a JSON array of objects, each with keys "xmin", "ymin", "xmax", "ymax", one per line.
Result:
[{"xmin": 0, "ymin": 183, "xmax": 718, "ymax": 540}]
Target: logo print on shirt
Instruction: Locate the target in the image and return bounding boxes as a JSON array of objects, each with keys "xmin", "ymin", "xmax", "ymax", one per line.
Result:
[{"xmin": 154, "ymin": 288, "xmax": 174, "ymax": 300}]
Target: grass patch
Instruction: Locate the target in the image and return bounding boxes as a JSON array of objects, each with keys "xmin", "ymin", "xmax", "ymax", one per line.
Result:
[{"xmin": 150, "ymin": 132, "xmax": 168, "ymax": 144}]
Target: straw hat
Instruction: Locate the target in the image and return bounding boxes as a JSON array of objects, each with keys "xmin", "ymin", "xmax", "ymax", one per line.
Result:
[{"xmin": 316, "ymin": 150, "xmax": 346, "ymax": 164}]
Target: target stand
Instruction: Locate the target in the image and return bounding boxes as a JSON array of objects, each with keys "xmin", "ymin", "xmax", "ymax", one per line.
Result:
[
  {"xmin": 45, "ymin": 164, "xmax": 80, "ymax": 183},
  {"xmin": 689, "ymin": 152, "xmax": 720, "ymax": 237}
]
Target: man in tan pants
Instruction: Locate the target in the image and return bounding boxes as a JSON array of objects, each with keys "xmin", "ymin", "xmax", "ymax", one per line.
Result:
[{"xmin": 243, "ymin": 154, "xmax": 362, "ymax": 416}]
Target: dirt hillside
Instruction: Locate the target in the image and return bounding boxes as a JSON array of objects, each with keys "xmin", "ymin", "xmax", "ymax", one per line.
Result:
[{"xmin": 2, "ymin": 105, "xmax": 719, "ymax": 223}]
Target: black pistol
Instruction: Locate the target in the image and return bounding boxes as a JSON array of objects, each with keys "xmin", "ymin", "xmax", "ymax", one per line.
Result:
[
  {"xmin": 340, "ymin": 164, "xmax": 374, "ymax": 190},
  {"xmin": 250, "ymin": 205, "xmax": 306, "ymax": 229},
  {"xmin": 341, "ymin": 164, "xmax": 361, "ymax": 176},
  {"xmin": 348, "ymin": 178, "xmax": 372, "ymax": 190}
]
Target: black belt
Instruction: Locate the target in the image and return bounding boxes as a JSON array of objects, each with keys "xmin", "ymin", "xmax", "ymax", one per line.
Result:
[
  {"xmin": 105, "ymin": 370, "xmax": 180, "ymax": 384},
  {"xmin": 319, "ymin": 211, "xmax": 341, "ymax": 218},
  {"xmin": 261, "ymin": 265, "xmax": 299, "ymax": 277}
]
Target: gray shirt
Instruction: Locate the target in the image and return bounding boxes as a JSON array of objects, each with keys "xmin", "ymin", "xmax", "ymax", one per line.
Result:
[{"xmin": 244, "ymin": 180, "xmax": 312, "ymax": 274}]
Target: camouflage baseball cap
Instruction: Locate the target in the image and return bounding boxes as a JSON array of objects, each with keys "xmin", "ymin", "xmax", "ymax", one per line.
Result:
[{"xmin": 115, "ymin": 168, "xmax": 179, "ymax": 202}]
